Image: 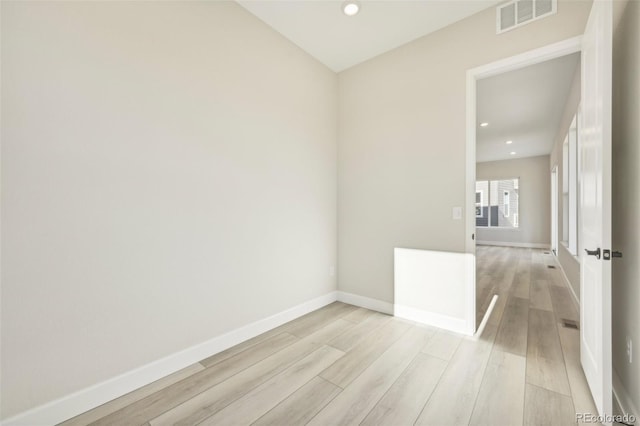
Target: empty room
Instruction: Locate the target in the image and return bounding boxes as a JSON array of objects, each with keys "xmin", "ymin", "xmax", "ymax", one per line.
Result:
[{"xmin": 1, "ymin": 0, "xmax": 638, "ymax": 425}]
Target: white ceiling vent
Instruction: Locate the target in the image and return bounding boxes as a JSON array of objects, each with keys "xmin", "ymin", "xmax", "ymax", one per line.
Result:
[{"xmin": 497, "ymin": 0, "xmax": 557, "ymax": 34}]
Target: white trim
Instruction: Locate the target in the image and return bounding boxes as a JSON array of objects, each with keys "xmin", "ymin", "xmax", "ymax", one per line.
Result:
[
  {"xmin": 503, "ymin": 190, "xmax": 510, "ymax": 218},
  {"xmin": 613, "ymin": 370, "xmax": 639, "ymax": 420},
  {"xmin": 467, "ymin": 36, "xmax": 582, "ymax": 81},
  {"xmin": 551, "ymin": 165, "xmax": 559, "ymax": 254},
  {"xmin": 394, "ymin": 304, "xmax": 473, "ymax": 336},
  {"xmin": 336, "ymin": 287, "xmax": 476, "ymax": 335},
  {"xmin": 477, "ymin": 240, "xmax": 550, "ymax": 249},
  {"xmin": 1, "ymin": 291, "xmax": 338, "ymax": 426},
  {"xmin": 466, "ymin": 253, "xmax": 477, "ymax": 334},
  {"xmin": 465, "ymin": 60, "xmax": 477, "ymax": 256},
  {"xmin": 336, "ymin": 291, "xmax": 394, "ymax": 315},
  {"xmin": 555, "ymin": 255, "xmax": 581, "ymax": 309}
]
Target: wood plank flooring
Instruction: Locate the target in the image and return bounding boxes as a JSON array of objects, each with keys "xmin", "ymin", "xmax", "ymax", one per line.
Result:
[{"xmin": 61, "ymin": 246, "xmax": 597, "ymax": 426}]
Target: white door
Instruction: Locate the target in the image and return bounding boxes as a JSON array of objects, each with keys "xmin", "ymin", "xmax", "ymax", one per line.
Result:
[
  {"xmin": 551, "ymin": 166, "xmax": 558, "ymax": 255},
  {"xmin": 580, "ymin": 0, "xmax": 613, "ymax": 418}
]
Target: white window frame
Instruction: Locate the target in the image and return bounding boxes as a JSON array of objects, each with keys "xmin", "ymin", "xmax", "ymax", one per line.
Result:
[
  {"xmin": 503, "ymin": 191, "xmax": 510, "ymax": 217},
  {"xmin": 562, "ymin": 137, "xmax": 570, "ymax": 244},
  {"xmin": 561, "ymin": 113, "xmax": 579, "ymax": 256},
  {"xmin": 568, "ymin": 114, "xmax": 578, "ymax": 256}
]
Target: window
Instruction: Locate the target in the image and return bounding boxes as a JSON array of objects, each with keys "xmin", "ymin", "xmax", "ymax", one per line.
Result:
[
  {"xmin": 475, "ymin": 178, "xmax": 519, "ymax": 228},
  {"xmin": 475, "ymin": 181, "xmax": 489, "ymax": 226},
  {"xmin": 475, "ymin": 191, "xmax": 484, "ymax": 218},
  {"xmin": 562, "ymin": 113, "xmax": 579, "ymax": 256}
]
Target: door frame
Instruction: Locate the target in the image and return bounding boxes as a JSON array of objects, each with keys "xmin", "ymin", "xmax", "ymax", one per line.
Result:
[
  {"xmin": 464, "ymin": 36, "xmax": 583, "ymax": 330},
  {"xmin": 552, "ymin": 165, "xmax": 559, "ymax": 255}
]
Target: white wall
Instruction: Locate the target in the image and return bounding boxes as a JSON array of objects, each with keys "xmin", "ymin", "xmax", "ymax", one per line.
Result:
[
  {"xmin": 338, "ymin": 0, "xmax": 592, "ymax": 305},
  {"xmin": 1, "ymin": 1, "xmax": 337, "ymax": 418},
  {"xmin": 549, "ymin": 63, "xmax": 581, "ymax": 299},
  {"xmin": 394, "ymin": 248, "xmax": 474, "ymax": 335},
  {"xmin": 612, "ymin": 0, "xmax": 640, "ymax": 415},
  {"xmin": 476, "ymin": 156, "xmax": 551, "ymax": 247}
]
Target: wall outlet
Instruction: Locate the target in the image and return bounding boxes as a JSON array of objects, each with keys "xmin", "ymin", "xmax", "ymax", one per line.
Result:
[
  {"xmin": 329, "ymin": 266, "xmax": 335, "ymax": 277},
  {"xmin": 627, "ymin": 336, "xmax": 633, "ymax": 363}
]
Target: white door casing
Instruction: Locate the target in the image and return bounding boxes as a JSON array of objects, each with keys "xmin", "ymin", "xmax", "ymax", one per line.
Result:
[
  {"xmin": 552, "ymin": 166, "xmax": 558, "ymax": 254},
  {"xmin": 580, "ymin": 0, "xmax": 613, "ymax": 419}
]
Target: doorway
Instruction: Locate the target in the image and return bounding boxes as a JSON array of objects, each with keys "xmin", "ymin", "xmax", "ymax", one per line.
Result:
[
  {"xmin": 468, "ymin": 43, "xmax": 582, "ymax": 330},
  {"xmin": 467, "ymin": 3, "xmax": 616, "ymax": 415}
]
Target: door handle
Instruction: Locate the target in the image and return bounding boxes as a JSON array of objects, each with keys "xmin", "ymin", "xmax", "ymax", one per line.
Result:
[{"xmin": 585, "ymin": 248, "xmax": 601, "ymax": 259}]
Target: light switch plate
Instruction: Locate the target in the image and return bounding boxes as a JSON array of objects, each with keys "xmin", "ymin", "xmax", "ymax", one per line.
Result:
[{"xmin": 452, "ymin": 207, "xmax": 463, "ymax": 220}]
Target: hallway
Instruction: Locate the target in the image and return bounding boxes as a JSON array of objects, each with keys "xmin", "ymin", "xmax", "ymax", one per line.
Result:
[
  {"xmin": 63, "ymin": 246, "xmax": 597, "ymax": 425},
  {"xmin": 475, "ymin": 245, "xmax": 597, "ymax": 424}
]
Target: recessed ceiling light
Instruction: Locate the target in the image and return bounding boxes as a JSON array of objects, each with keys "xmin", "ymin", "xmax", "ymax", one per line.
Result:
[
  {"xmin": 480, "ymin": 122, "xmax": 489, "ymax": 127},
  {"xmin": 506, "ymin": 140, "xmax": 513, "ymax": 144},
  {"xmin": 342, "ymin": 1, "xmax": 360, "ymax": 16},
  {"xmin": 510, "ymin": 151, "xmax": 516, "ymax": 155}
]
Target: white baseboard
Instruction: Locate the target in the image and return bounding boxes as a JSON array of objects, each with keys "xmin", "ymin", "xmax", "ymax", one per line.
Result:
[
  {"xmin": 613, "ymin": 369, "xmax": 639, "ymax": 420},
  {"xmin": 394, "ymin": 303, "xmax": 473, "ymax": 336},
  {"xmin": 2, "ymin": 291, "xmax": 339, "ymax": 426},
  {"xmin": 336, "ymin": 291, "xmax": 394, "ymax": 315},
  {"xmin": 555, "ymin": 257, "xmax": 580, "ymax": 308},
  {"xmin": 477, "ymin": 240, "xmax": 551, "ymax": 249}
]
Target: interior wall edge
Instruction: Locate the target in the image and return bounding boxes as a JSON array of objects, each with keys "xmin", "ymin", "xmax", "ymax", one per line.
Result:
[{"xmin": 336, "ymin": 291, "xmax": 394, "ymax": 315}]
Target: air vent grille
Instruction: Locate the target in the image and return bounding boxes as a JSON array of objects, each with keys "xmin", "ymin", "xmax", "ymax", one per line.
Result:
[
  {"xmin": 517, "ymin": 0, "xmax": 533, "ymax": 24},
  {"xmin": 561, "ymin": 318, "xmax": 579, "ymax": 330},
  {"xmin": 500, "ymin": 3, "xmax": 516, "ymax": 30},
  {"xmin": 497, "ymin": 0, "xmax": 557, "ymax": 34}
]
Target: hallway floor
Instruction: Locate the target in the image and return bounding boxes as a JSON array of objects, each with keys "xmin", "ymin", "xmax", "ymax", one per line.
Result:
[{"xmin": 61, "ymin": 246, "xmax": 597, "ymax": 426}]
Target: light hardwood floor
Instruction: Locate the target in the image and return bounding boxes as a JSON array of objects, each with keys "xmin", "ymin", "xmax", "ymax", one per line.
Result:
[{"xmin": 61, "ymin": 246, "xmax": 597, "ymax": 426}]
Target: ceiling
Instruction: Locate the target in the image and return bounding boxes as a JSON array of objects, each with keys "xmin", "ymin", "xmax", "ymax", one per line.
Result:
[
  {"xmin": 476, "ymin": 53, "xmax": 581, "ymax": 163},
  {"xmin": 236, "ymin": 0, "xmax": 501, "ymax": 72},
  {"xmin": 235, "ymin": 1, "xmax": 580, "ymax": 163}
]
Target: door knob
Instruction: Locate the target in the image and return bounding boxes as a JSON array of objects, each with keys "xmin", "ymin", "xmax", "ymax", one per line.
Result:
[{"xmin": 585, "ymin": 248, "xmax": 601, "ymax": 259}]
